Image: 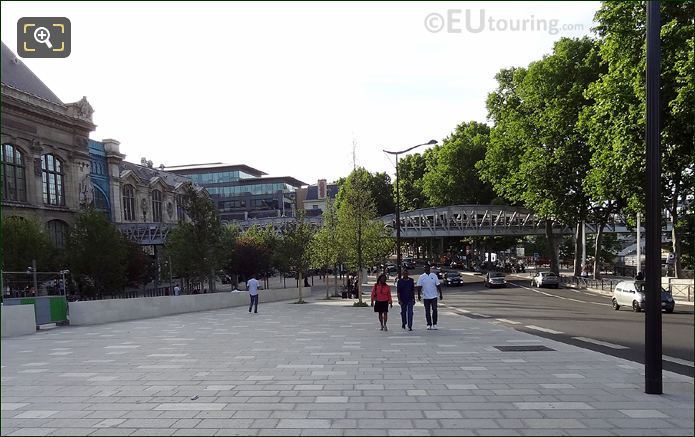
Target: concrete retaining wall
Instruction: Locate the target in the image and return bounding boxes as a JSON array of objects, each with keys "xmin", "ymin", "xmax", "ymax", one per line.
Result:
[
  {"xmin": 68, "ymin": 286, "xmax": 313, "ymax": 326},
  {"xmin": 1, "ymin": 304, "xmax": 37, "ymax": 338}
]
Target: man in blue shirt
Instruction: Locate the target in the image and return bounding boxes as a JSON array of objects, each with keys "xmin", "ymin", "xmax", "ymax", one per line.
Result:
[{"xmin": 397, "ymin": 269, "xmax": 416, "ymax": 331}]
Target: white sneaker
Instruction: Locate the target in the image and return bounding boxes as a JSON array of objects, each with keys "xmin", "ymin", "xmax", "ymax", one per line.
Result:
[
  {"xmin": 433, "ymin": 325, "xmax": 438, "ymax": 330},
  {"xmin": 427, "ymin": 325, "xmax": 432, "ymax": 330}
]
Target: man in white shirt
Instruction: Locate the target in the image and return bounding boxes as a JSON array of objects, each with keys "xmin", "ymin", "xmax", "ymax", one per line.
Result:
[
  {"xmin": 416, "ymin": 265, "xmax": 443, "ymax": 330},
  {"xmin": 247, "ymin": 274, "xmax": 260, "ymax": 313},
  {"xmin": 173, "ymin": 284, "xmax": 181, "ymax": 296}
]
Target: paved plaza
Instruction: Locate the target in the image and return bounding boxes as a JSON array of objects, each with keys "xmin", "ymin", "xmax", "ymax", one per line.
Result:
[{"xmin": 1, "ymin": 294, "xmax": 693, "ymax": 436}]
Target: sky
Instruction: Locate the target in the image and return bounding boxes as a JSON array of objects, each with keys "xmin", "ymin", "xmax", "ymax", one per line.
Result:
[{"xmin": 1, "ymin": 1, "xmax": 598, "ymax": 185}]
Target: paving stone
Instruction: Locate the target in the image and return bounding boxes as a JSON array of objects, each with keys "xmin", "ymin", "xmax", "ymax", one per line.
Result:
[{"xmin": 1, "ymin": 295, "xmax": 692, "ymax": 436}]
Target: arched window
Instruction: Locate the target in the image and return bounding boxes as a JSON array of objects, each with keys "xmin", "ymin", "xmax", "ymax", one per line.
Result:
[
  {"xmin": 152, "ymin": 189, "xmax": 162, "ymax": 222},
  {"xmin": 2, "ymin": 144, "xmax": 27, "ymax": 202},
  {"xmin": 176, "ymin": 194, "xmax": 185, "ymax": 222},
  {"xmin": 41, "ymin": 154, "xmax": 65, "ymax": 206},
  {"xmin": 47, "ymin": 219, "xmax": 69, "ymax": 248},
  {"xmin": 122, "ymin": 184, "xmax": 135, "ymax": 221},
  {"xmin": 93, "ymin": 186, "xmax": 109, "ymax": 213}
]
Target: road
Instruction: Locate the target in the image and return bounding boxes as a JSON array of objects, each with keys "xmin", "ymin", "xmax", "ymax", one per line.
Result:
[{"xmin": 416, "ymin": 272, "xmax": 694, "ymax": 378}]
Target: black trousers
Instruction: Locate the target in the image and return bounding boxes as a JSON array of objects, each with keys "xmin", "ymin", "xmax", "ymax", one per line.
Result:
[
  {"xmin": 423, "ymin": 298, "xmax": 438, "ymax": 326},
  {"xmin": 249, "ymin": 294, "xmax": 258, "ymax": 312}
]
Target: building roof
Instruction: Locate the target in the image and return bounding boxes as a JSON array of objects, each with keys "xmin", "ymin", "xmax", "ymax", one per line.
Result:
[
  {"xmin": 305, "ymin": 183, "xmax": 339, "ymax": 201},
  {"xmin": 120, "ymin": 161, "xmax": 196, "ymax": 189},
  {"xmin": 164, "ymin": 162, "xmax": 266, "ymax": 177},
  {"xmin": 1, "ymin": 42, "xmax": 63, "ymax": 105},
  {"xmin": 235, "ymin": 176, "xmax": 307, "ymax": 188}
]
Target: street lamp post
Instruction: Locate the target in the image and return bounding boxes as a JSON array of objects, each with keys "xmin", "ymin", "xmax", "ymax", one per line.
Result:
[
  {"xmin": 644, "ymin": 0, "xmax": 662, "ymax": 395},
  {"xmin": 383, "ymin": 140, "xmax": 437, "ymax": 279}
]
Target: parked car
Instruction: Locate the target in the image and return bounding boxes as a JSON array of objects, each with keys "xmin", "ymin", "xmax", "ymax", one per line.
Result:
[
  {"xmin": 531, "ymin": 271, "xmax": 560, "ymax": 288},
  {"xmin": 484, "ymin": 272, "xmax": 507, "ymax": 288},
  {"xmin": 612, "ymin": 280, "xmax": 674, "ymax": 313},
  {"xmin": 443, "ymin": 272, "xmax": 463, "ymax": 286},
  {"xmin": 386, "ymin": 264, "xmax": 397, "ymax": 274},
  {"xmin": 402, "ymin": 258, "xmax": 415, "ymax": 270}
]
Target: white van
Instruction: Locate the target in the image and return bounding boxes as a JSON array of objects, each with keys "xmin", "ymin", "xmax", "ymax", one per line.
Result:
[{"xmin": 612, "ymin": 280, "xmax": 675, "ymax": 313}]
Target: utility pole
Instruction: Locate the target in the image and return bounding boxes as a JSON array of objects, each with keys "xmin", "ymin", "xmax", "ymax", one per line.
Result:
[{"xmin": 644, "ymin": 0, "xmax": 662, "ymax": 395}]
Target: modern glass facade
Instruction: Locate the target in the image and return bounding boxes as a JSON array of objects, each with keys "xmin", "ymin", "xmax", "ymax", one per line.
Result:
[
  {"xmin": 185, "ymin": 170, "xmax": 256, "ymax": 185},
  {"xmin": 167, "ymin": 164, "xmax": 305, "ymax": 222},
  {"xmin": 206, "ymin": 183, "xmax": 295, "ymax": 197}
]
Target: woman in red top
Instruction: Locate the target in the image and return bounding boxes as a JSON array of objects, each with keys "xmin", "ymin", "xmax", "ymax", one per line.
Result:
[{"xmin": 371, "ymin": 274, "xmax": 393, "ymax": 331}]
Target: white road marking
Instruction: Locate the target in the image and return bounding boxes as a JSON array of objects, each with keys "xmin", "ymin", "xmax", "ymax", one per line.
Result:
[
  {"xmin": 572, "ymin": 337, "xmax": 628, "ymax": 349},
  {"xmin": 496, "ymin": 318, "xmax": 521, "ymax": 325},
  {"xmin": 515, "ymin": 283, "xmax": 611, "ymax": 307},
  {"xmin": 525, "ymin": 325, "xmax": 563, "ymax": 334},
  {"xmin": 470, "ymin": 313, "xmax": 491, "ymax": 318},
  {"xmin": 663, "ymin": 355, "xmax": 694, "ymax": 367}
]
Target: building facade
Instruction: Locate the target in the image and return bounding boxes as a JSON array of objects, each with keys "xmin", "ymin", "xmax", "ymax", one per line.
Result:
[
  {"xmin": 301, "ymin": 179, "xmax": 339, "ymax": 217},
  {"xmin": 165, "ymin": 163, "xmax": 306, "ymax": 223},
  {"xmin": 2, "ymin": 42, "xmax": 197, "ymax": 248},
  {"xmin": 1, "ymin": 42, "xmax": 96, "ymax": 247}
]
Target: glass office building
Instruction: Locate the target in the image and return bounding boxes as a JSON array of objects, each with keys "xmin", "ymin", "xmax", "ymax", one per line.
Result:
[{"xmin": 165, "ymin": 163, "xmax": 305, "ymax": 222}]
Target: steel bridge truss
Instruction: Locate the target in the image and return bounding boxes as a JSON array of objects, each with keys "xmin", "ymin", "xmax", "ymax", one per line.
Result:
[
  {"xmin": 117, "ymin": 223, "xmax": 172, "ymax": 246},
  {"xmin": 380, "ymin": 205, "xmax": 657, "ymax": 239}
]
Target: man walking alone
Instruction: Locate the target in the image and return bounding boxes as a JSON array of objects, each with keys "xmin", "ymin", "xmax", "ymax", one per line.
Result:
[
  {"xmin": 247, "ymin": 274, "xmax": 259, "ymax": 313},
  {"xmin": 416, "ymin": 265, "xmax": 443, "ymax": 330},
  {"xmin": 397, "ymin": 269, "xmax": 416, "ymax": 331}
]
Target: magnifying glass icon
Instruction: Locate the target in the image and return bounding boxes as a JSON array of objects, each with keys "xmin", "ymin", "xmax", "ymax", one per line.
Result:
[{"xmin": 33, "ymin": 26, "xmax": 53, "ymax": 49}]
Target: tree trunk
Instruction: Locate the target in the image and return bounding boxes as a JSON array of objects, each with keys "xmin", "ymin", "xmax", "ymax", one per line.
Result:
[
  {"xmin": 670, "ymin": 188, "xmax": 683, "ymax": 278},
  {"xmin": 574, "ymin": 222, "xmax": 583, "ymax": 276},
  {"xmin": 334, "ymin": 264, "xmax": 339, "ymax": 297},
  {"xmin": 357, "ymin": 222, "xmax": 363, "ymax": 304},
  {"xmin": 545, "ymin": 220, "xmax": 560, "ymax": 274},
  {"xmin": 326, "ymin": 266, "xmax": 330, "ymax": 299},
  {"xmin": 298, "ymin": 271, "xmax": 304, "ymax": 303},
  {"xmin": 593, "ymin": 223, "xmax": 605, "ymax": 279}
]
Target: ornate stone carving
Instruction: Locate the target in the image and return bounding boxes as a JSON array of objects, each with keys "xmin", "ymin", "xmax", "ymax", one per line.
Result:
[
  {"xmin": 78, "ymin": 173, "xmax": 94, "ymax": 208},
  {"xmin": 66, "ymin": 96, "xmax": 94, "ymax": 121}
]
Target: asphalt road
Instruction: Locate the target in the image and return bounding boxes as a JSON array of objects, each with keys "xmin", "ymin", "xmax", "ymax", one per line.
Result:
[{"xmin": 428, "ymin": 273, "xmax": 695, "ymax": 378}]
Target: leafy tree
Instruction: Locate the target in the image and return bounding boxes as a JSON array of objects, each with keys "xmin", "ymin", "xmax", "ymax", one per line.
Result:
[
  {"xmin": 423, "ymin": 121, "xmax": 496, "ymax": 206},
  {"xmin": 2, "ymin": 216, "xmax": 59, "ymax": 272},
  {"xmin": 165, "ymin": 182, "xmax": 231, "ymax": 291},
  {"xmin": 67, "ymin": 208, "xmax": 128, "ymax": 297},
  {"xmin": 276, "ymin": 211, "xmax": 315, "ymax": 303},
  {"xmin": 125, "ymin": 241, "xmax": 156, "ymax": 288},
  {"xmin": 311, "ymin": 198, "xmax": 342, "ymax": 298},
  {"xmin": 232, "ymin": 235, "xmax": 271, "ymax": 285},
  {"xmin": 244, "ymin": 225, "xmax": 280, "ymax": 280},
  {"xmin": 580, "ymin": 1, "xmax": 694, "ymax": 278},
  {"xmin": 395, "ymin": 153, "xmax": 428, "ymax": 211},
  {"xmin": 367, "ymin": 172, "xmax": 396, "ymax": 216},
  {"xmin": 335, "ymin": 167, "xmax": 394, "ymax": 305},
  {"xmin": 478, "ymin": 37, "xmax": 603, "ymax": 274}
]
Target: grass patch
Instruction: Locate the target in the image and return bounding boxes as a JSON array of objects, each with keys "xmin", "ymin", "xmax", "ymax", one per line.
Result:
[{"xmin": 352, "ymin": 301, "xmax": 369, "ymax": 307}]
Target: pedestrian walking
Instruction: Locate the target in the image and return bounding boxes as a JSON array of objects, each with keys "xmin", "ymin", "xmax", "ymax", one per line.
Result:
[
  {"xmin": 247, "ymin": 274, "xmax": 260, "ymax": 313},
  {"xmin": 174, "ymin": 284, "xmax": 181, "ymax": 296},
  {"xmin": 371, "ymin": 274, "xmax": 393, "ymax": 331},
  {"xmin": 416, "ymin": 265, "xmax": 443, "ymax": 330},
  {"xmin": 397, "ymin": 269, "xmax": 416, "ymax": 331}
]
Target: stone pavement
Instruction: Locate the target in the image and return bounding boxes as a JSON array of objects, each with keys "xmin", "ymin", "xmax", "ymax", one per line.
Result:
[{"xmin": 1, "ymin": 295, "xmax": 693, "ymax": 436}]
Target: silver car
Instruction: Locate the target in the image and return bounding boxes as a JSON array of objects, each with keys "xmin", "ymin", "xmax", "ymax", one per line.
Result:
[
  {"xmin": 531, "ymin": 272, "xmax": 560, "ymax": 288},
  {"xmin": 612, "ymin": 280, "xmax": 675, "ymax": 313},
  {"xmin": 484, "ymin": 272, "xmax": 507, "ymax": 288}
]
